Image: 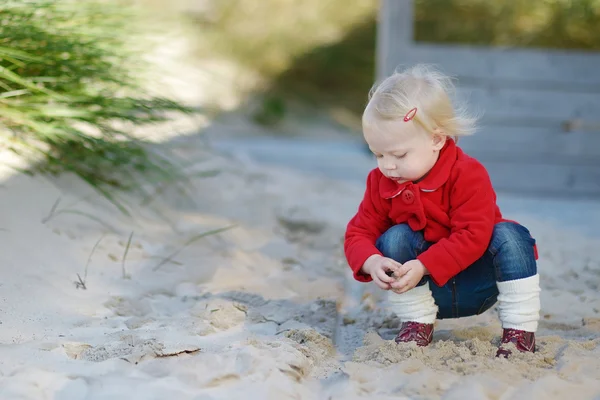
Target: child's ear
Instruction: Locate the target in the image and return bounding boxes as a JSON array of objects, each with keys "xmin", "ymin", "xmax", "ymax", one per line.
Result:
[{"xmin": 432, "ymin": 128, "xmax": 446, "ymax": 150}]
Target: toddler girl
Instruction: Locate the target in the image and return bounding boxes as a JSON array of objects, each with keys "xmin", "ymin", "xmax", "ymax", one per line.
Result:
[{"xmin": 344, "ymin": 64, "xmax": 540, "ymax": 358}]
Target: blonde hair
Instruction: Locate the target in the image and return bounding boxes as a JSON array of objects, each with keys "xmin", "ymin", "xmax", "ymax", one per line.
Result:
[{"xmin": 363, "ymin": 64, "xmax": 477, "ymax": 138}]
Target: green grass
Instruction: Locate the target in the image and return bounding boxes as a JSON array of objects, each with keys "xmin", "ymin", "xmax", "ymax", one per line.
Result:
[
  {"xmin": 179, "ymin": 0, "xmax": 600, "ymax": 125},
  {"xmin": 0, "ymin": 0, "xmax": 195, "ymax": 213},
  {"xmin": 415, "ymin": 0, "xmax": 600, "ymax": 50}
]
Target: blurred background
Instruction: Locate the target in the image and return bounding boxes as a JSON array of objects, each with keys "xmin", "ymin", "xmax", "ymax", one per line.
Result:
[
  {"xmin": 187, "ymin": 0, "xmax": 600, "ymax": 127},
  {"xmin": 2, "ymin": 0, "xmax": 600, "ymax": 207}
]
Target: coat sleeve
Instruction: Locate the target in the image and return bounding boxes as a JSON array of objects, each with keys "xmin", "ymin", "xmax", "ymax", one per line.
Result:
[
  {"xmin": 344, "ymin": 170, "xmax": 392, "ymax": 282},
  {"xmin": 417, "ymin": 161, "xmax": 497, "ymax": 286}
]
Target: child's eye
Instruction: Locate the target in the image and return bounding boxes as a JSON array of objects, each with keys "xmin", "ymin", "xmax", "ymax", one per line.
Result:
[
  {"xmin": 395, "ymin": 153, "xmax": 407, "ymax": 159},
  {"xmin": 374, "ymin": 154, "xmax": 383, "ymax": 158}
]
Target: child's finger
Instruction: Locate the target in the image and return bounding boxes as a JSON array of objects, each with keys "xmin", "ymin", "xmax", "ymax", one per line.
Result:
[
  {"xmin": 392, "ymin": 284, "xmax": 408, "ymax": 294},
  {"xmin": 393, "ymin": 265, "xmax": 410, "ymax": 278},
  {"xmin": 390, "ymin": 278, "xmax": 408, "ymax": 293},
  {"xmin": 376, "ymin": 268, "xmax": 395, "ymax": 283},
  {"xmin": 383, "ymin": 259, "xmax": 401, "ymax": 270},
  {"xmin": 391, "ymin": 276, "xmax": 409, "ymax": 290},
  {"xmin": 372, "ymin": 275, "xmax": 391, "ymax": 290},
  {"xmin": 391, "ymin": 286, "xmax": 405, "ymax": 294}
]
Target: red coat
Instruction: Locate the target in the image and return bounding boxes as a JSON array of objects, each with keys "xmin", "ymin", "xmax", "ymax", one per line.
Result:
[{"xmin": 344, "ymin": 139, "xmax": 537, "ymax": 287}]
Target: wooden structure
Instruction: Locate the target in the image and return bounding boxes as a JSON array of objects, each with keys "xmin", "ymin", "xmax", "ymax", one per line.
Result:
[{"xmin": 377, "ymin": 0, "xmax": 600, "ymax": 197}]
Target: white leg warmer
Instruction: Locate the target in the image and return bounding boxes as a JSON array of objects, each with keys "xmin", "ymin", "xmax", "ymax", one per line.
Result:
[
  {"xmin": 388, "ymin": 283, "xmax": 438, "ymax": 324},
  {"xmin": 497, "ymin": 274, "xmax": 541, "ymax": 332}
]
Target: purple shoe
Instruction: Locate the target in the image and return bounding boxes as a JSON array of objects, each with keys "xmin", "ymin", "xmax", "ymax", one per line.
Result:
[
  {"xmin": 496, "ymin": 328, "xmax": 535, "ymax": 358},
  {"xmin": 394, "ymin": 321, "xmax": 434, "ymax": 347}
]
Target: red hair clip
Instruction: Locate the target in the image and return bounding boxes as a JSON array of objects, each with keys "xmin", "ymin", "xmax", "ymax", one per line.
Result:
[{"xmin": 403, "ymin": 107, "xmax": 417, "ymax": 122}]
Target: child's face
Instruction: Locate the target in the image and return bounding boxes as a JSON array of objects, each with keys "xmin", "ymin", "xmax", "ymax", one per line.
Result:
[{"xmin": 363, "ymin": 118, "xmax": 445, "ymax": 184}]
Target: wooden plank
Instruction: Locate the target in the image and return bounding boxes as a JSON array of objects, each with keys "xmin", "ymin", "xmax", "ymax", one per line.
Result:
[
  {"xmin": 458, "ymin": 127, "xmax": 600, "ymax": 164},
  {"xmin": 571, "ymin": 168, "xmax": 600, "ymax": 193},
  {"xmin": 376, "ymin": 0, "xmax": 413, "ymax": 79},
  {"xmin": 378, "ymin": 0, "xmax": 413, "ymax": 44},
  {"xmin": 454, "ymin": 86, "xmax": 600, "ymax": 125},
  {"xmin": 384, "ymin": 44, "xmax": 600, "ymax": 87},
  {"xmin": 378, "ymin": 1, "xmax": 600, "ymax": 85},
  {"xmin": 483, "ymin": 162, "xmax": 600, "ymax": 198},
  {"xmin": 463, "ymin": 150, "xmax": 600, "ymax": 167}
]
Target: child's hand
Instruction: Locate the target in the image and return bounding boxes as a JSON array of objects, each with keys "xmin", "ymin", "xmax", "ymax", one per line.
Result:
[
  {"xmin": 390, "ymin": 260, "xmax": 428, "ymax": 294},
  {"xmin": 361, "ymin": 255, "xmax": 402, "ymax": 290}
]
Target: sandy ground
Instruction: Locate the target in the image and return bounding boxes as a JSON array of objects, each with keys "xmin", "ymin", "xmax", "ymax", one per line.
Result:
[
  {"xmin": 1, "ymin": 31, "xmax": 600, "ymax": 400},
  {"xmin": 1, "ymin": 118, "xmax": 600, "ymax": 399}
]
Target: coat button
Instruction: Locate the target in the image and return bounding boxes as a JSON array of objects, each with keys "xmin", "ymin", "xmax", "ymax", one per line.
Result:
[{"xmin": 402, "ymin": 189, "xmax": 415, "ymax": 204}]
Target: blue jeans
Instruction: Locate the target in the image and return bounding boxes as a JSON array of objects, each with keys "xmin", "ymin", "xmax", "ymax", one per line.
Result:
[{"xmin": 376, "ymin": 223, "xmax": 537, "ymax": 319}]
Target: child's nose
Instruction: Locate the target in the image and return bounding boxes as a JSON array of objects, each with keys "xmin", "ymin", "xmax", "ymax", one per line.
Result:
[{"xmin": 385, "ymin": 162, "xmax": 396, "ymax": 170}]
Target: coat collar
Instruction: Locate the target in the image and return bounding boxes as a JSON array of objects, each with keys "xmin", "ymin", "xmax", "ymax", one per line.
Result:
[{"xmin": 379, "ymin": 139, "xmax": 458, "ymax": 199}]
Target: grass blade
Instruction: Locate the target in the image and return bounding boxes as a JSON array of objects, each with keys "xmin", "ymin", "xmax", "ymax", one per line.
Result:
[
  {"xmin": 0, "ymin": 65, "xmax": 61, "ymax": 98},
  {"xmin": 122, "ymin": 231, "xmax": 133, "ymax": 279},
  {"xmin": 0, "ymin": 89, "xmax": 29, "ymax": 99},
  {"xmin": 42, "ymin": 197, "xmax": 62, "ymax": 223},
  {"xmin": 76, "ymin": 234, "xmax": 105, "ymax": 289},
  {"xmin": 0, "ymin": 46, "xmax": 45, "ymax": 63},
  {"xmin": 153, "ymin": 225, "xmax": 237, "ymax": 271},
  {"xmin": 51, "ymin": 210, "xmax": 119, "ymax": 233}
]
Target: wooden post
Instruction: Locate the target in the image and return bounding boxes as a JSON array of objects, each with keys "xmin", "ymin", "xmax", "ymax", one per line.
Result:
[{"xmin": 376, "ymin": 0, "xmax": 414, "ymax": 80}]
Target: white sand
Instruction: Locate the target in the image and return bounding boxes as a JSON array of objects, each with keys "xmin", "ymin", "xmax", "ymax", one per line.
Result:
[
  {"xmin": 1, "ymin": 124, "xmax": 599, "ymax": 399},
  {"xmin": 1, "ymin": 33, "xmax": 599, "ymax": 400}
]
